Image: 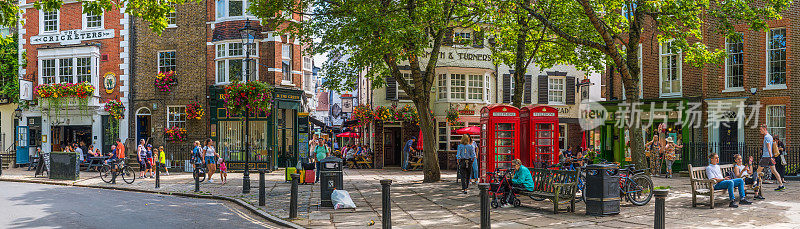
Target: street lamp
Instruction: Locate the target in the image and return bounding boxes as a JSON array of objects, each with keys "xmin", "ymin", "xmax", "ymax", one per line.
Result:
[
  {"xmin": 239, "ymin": 19, "xmax": 257, "ymax": 194},
  {"xmin": 14, "ymin": 106, "xmax": 22, "ymax": 119}
]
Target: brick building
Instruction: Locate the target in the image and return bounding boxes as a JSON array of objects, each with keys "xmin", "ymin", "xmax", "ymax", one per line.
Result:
[
  {"xmin": 17, "ymin": 1, "xmax": 131, "ymax": 154},
  {"xmin": 600, "ymin": 5, "xmax": 799, "ymax": 168},
  {"xmin": 205, "ymin": 1, "xmax": 312, "ymax": 170},
  {"xmin": 129, "ymin": 1, "xmax": 208, "ymax": 163}
]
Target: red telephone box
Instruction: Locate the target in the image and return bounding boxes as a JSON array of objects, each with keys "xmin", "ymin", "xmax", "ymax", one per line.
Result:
[
  {"xmin": 520, "ymin": 105, "xmax": 559, "ymax": 169},
  {"xmin": 479, "ymin": 104, "xmax": 520, "ymax": 182}
]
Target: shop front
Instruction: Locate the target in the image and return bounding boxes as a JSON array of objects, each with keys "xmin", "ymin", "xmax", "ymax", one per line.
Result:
[{"xmin": 209, "ymin": 86, "xmax": 304, "ymax": 171}]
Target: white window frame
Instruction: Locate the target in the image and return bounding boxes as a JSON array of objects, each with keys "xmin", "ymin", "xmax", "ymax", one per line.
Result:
[
  {"xmin": 214, "ymin": 42, "xmax": 259, "ymax": 84},
  {"xmin": 559, "ymin": 124, "xmax": 567, "ymax": 150},
  {"xmin": 158, "ymin": 50, "xmax": 176, "ymax": 73},
  {"xmin": 167, "ymin": 106, "xmax": 187, "ymax": 129},
  {"xmin": 548, "ymin": 76, "xmax": 565, "ymax": 105},
  {"xmin": 40, "ymin": 10, "xmax": 59, "ymax": 34},
  {"xmin": 450, "ymin": 73, "xmax": 466, "ymax": 100},
  {"xmin": 437, "ymin": 73, "xmax": 448, "ymax": 100},
  {"xmin": 282, "ymin": 44, "xmax": 293, "ymax": 84},
  {"xmin": 467, "ymin": 74, "xmax": 483, "ymax": 101},
  {"xmin": 303, "ymin": 56, "xmax": 312, "ymax": 71},
  {"xmin": 166, "ymin": 9, "xmax": 177, "ymax": 28},
  {"xmin": 766, "ymin": 105, "xmax": 786, "ymax": 139},
  {"xmin": 82, "ymin": 10, "xmax": 103, "ymax": 30},
  {"xmin": 215, "ymin": 0, "xmax": 254, "ymax": 21},
  {"xmin": 765, "ymin": 28, "xmax": 786, "ymax": 89},
  {"xmin": 396, "ymin": 73, "xmax": 412, "ymax": 100},
  {"xmin": 659, "ymin": 40, "xmax": 682, "ymax": 97},
  {"xmin": 454, "ymin": 31, "xmax": 471, "ymax": 45},
  {"xmin": 39, "ymin": 56, "xmax": 97, "ymax": 85},
  {"xmin": 724, "ymin": 33, "xmax": 745, "ymax": 92}
]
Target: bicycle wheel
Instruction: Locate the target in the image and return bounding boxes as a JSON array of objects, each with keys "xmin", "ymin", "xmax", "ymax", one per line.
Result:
[
  {"xmin": 99, "ymin": 165, "xmax": 113, "ymax": 183},
  {"xmin": 194, "ymin": 168, "xmax": 206, "ymax": 183},
  {"xmin": 577, "ymin": 171, "xmax": 586, "ymax": 202},
  {"xmin": 626, "ymin": 174, "xmax": 653, "ymax": 206},
  {"xmin": 121, "ymin": 166, "xmax": 136, "ymax": 184}
]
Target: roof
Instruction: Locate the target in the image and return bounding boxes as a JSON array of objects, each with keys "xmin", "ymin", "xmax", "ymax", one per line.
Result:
[{"xmin": 316, "ymin": 91, "xmax": 330, "ymax": 111}]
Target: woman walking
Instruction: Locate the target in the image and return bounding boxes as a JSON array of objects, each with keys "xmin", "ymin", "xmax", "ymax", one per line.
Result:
[
  {"xmin": 203, "ymin": 139, "xmax": 220, "ymax": 183},
  {"xmin": 314, "ymin": 135, "xmax": 329, "ymax": 183},
  {"xmin": 663, "ymin": 137, "xmax": 679, "ymax": 178},
  {"xmin": 456, "ymin": 134, "xmax": 476, "ymax": 194},
  {"xmin": 644, "ymin": 134, "xmax": 661, "ymax": 176}
]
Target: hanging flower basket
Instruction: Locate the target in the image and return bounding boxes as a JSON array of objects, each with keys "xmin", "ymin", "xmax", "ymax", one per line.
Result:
[
  {"xmin": 186, "ymin": 101, "xmax": 205, "ymax": 120},
  {"xmin": 164, "ymin": 126, "xmax": 187, "ymax": 142},
  {"xmin": 398, "ymin": 105, "xmax": 419, "ymax": 124},
  {"xmin": 35, "ymin": 82, "xmax": 95, "ymax": 117},
  {"xmin": 223, "ymin": 81, "xmax": 274, "ymax": 116},
  {"xmin": 154, "ymin": 71, "xmax": 177, "ymax": 92},
  {"xmin": 351, "ymin": 104, "xmax": 374, "ymax": 126},
  {"xmin": 446, "ymin": 107, "xmax": 460, "ymax": 126},
  {"xmin": 103, "ymin": 99, "xmax": 125, "ymax": 120}
]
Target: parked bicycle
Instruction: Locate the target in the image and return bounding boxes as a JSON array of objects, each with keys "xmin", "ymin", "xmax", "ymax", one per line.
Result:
[
  {"xmin": 99, "ymin": 160, "xmax": 136, "ymax": 184},
  {"xmin": 193, "ymin": 166, "xmax": 207, "ymax": 183},
  {"xmin": 617, "ymin": 164, "xmax": 654, "ymax": 206}
]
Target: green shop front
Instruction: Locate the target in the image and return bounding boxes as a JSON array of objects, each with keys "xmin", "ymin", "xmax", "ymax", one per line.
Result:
[
  {"xmin": 595, "ymin": 97, "xmax": 702, "ymax": 172},
  {"xmin": 209, "ymin": 86, "xmax": 306, "ymax": 171}
]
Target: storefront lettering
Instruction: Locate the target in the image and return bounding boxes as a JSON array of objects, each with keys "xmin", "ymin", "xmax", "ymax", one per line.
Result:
[
  {"xmin": 31, "ymin": 29, "xmax": 115, "ymax": 45},
  {"xmin": 532, "ymin": 112, "xmax": 556, "ymax": 117},
  {"xmin": 276, "ymin": 94, "xmax": 300, "ymax": 100},
  {"xmin": 421, "ymin": 51, "xmax": 493, "ymax": 62}
]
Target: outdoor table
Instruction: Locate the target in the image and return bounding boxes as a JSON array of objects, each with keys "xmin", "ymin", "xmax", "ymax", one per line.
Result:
[{"xmin": 86, "ymin": 156, "xmax": 109, "ymax": 171}]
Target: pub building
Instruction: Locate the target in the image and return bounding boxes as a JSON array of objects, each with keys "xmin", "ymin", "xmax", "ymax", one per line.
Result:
[
  {"xmin": 205, "ymin": 1, "xmax": 312, "ymax": 170},
  {"xmin": 16, "ymin": 1, "xmax": 131, "ymax": 155}
]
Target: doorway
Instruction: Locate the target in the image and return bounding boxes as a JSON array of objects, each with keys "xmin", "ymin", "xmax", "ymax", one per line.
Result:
[
  {"xmin": 136, "ymin": 108, "xmax": 152, "ymax": 143},
  {"xmin": 719, "ymin": 121, "xmax": 738, "ymax": 164},
  {"xmin": 51, "ymin": 125, "xmax": 92, "ymax": 152},
  {"xmin": 383, "ymin": 127, "xmax": 402, "ymax": 166}
]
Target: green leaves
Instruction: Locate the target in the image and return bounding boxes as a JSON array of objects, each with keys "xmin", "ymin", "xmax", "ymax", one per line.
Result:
[{"xmin": 0, "ymin": 34, "xmax": 18, "ymax": 104}]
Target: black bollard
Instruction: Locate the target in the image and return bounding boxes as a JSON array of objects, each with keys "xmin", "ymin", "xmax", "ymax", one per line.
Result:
[
  {"xmin": 259, "ymin": 169, "xmax": 266, "ymax": 206},
  {"xmin": 155, "ymin": 162, "xmax": 160, "ymax": 189},
  {"xmin": 479, "ymin": 183, "xmax": 490, "ymax": 229},
  {"xmin": 381, "ymin": 179, "xmax": 392, "ymax": 229},
  {"xmin": 654, "ymin": 189, "xmax": 668, "ymax": 229},
  {"xmin": 194, "ymin": 168, "xmax": 200, "ymax": 192},
  {"xmin": 290, "ymin": 173, "xmax": 300, "ymax": 219}
]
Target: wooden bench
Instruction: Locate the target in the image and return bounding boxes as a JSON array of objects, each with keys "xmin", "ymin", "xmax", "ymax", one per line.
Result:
[
  {"xmin": 516, "ymin": 168, "xmax": 579, "ymax": 214},
  {"xmin": 688, "ymin": 164, "xmax": 761, "ymax": 209},
  {"xmin": 355, "ymin": 155, "xmax": 373, "ymax": 169}
]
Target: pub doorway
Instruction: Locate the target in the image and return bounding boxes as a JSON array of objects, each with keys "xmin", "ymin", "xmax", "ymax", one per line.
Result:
[
  {"xmin": 51, "ymin": 125, "xmax": 92, "ymax": 152},
  {"xmin": 383, "ymin": 127, "xmax": 402, "ymax": 166}
]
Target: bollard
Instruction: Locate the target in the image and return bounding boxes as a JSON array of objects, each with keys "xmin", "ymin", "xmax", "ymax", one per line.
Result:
[
  {"xmin": 194, "ymin": 168, "xmax": 200, "ymax": 192},
  {"xmin": 290, "ymin": 173, "xmax": 300, "ymax": 219},
  {"xmin": 259, "ymin": 169, "xmax": 266, "ymax": 206},
  {"xmin": 155, "ymin": 162, "xmax": 160, "ymax": 189},
  {"xmin": 381, "ymin": 179, "xmax": 392, "ymax": 229},
  {"xmin": 479, "ymin": 183, "xmax": 490, "ymax": 229},
  {"xmin": 654, "ymin": 189, "xmax": 669, "ymax": 229}
]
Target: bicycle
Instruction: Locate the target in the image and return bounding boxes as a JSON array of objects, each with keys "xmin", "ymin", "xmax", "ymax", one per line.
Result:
[
  {"xmin": 99, "ymin": 160, "xmax": 136, "ymax": 184},
  {"xmin": 617, "ymin": 164, "xmax": 654, "ymax": 206},
  {"xmin": 545, "ymin": 159, "xmax": 587, "ymax": 202},
  {"xmin": 193, "ymin": 164, "xmax": 207, "ymax": 183}
]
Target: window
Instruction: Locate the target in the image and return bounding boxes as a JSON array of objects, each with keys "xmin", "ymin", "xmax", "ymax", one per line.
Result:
[
  {"xmin": 438, "ymin": 122, "xmax": 448, "ymax": 150},
  {"xmin": 59, "ymin": 59, "xmax": 73, "ymax": 84},
  {"xmin": 659, "ymin": 41, "xmax": 681, "ymax": 96},
  {"xmin": 167, "ymin": 106, "xmax": 187, "ymax": 129},
  {"xmin": 303, "ymin": 56, "xmax": 312, "ymax": 70},
  {"xmin": 558, "ymin": 124, "xmax": 567, "ymax": 150},
  {"xmin": 767, "ymin": 28, "xmax": 786, "ymax": 86},
  {"xmin": 397, "ymin": 73, "xmax": 412, "ymax": 100},
  {"xmin": 0, "ymin": 26, "xmax": 9, "ymax": 37},
  {"xmin": 158, "ymin": 51, "xmax": 176, "ymax": 73},
  {"xmin": 282, "ymin": 44, "xmax": 293, "ymax": 83},
  {"xmin": 76, "ymin": 57, "xmax": 91, "ymax": 83},
  {"xmin": 85, "ymin": 11, "xmax": 102, "ymax": 29},
  {"xmin": 726, "ymin": 34, "xmax": 744, "ymax": 90},
  {"xmin": 438, "ymin": 73, "xmax": 447, "ymax": 100},
  {"xmin": 548, "ymin": 77, "xmax": 565, "ymax": 104},
  {"xmin": 166, "ymin": 10, "xmax": 176, "ymax": 27},
  {"xmin": 450, "ymin": 74, "xmax": 466, "ymax": 100},
  {"xmin": 766, "ymin": 105, "xmax": 786, "ymax": 139},
  {"xmin": 216, "ymin": 0, "xmax": 253, "ymax": 19},
  {"xmin": 454, "ymin": 31, "xmax": 471, "ymax": 44},
  {"xmin": 42, "ymin": 59, "xmax": 56, "ymax": 84},
  {"xmin": 229, "ymin": 0, "xmax": 244, "ymax": 16},
  {"xmin": 42, "ymin": 10, "xmax": 58, "ymax": 32},
  {"xmin": 215, "ymin": 43, "xmax": 258, "ymax": 83},
  {"xmin": 468, "ymin": 74, "xmax": 483, "ymax": 100}
]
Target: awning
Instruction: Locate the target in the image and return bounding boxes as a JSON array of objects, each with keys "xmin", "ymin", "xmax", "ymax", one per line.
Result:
[{"xmin": 309, "ymin": 116, "xmax": 329, "ymax": 129}]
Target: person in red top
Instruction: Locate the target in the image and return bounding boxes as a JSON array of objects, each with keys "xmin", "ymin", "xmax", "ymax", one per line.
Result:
[{"xmin": 116, "ymin": 138, "xmax": 126, "ymax": 163}]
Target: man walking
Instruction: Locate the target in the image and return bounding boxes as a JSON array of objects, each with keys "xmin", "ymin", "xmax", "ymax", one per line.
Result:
[
  {"xmin": 758, "ymin": 124, "xmax": 786, "ymax": 191},
  {"xmin": 402, "ymin": 137, "xmax": 416, "ymax": 171}
]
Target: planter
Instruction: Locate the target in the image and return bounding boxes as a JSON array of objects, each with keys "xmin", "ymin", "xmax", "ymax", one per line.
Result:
[
  {"xmin": 653, "ymin": 189, "xmax": 669, "ymax": 198},
  {"xmin": 49, "ymin": 152, "xmax": 80, "ymax": 180}
]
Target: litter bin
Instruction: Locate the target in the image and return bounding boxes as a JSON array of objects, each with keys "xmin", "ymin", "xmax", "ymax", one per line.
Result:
[
  {"xmin": 320, "ymin": 156, "xmax": 343, "ymax": 207},
  {"xmin": 585, "ymin": 163, "xmax": 620, "ymax": 216},
  {"xmin": 49, "ymin": 151, "xmax": 80, "ymax": 180}
]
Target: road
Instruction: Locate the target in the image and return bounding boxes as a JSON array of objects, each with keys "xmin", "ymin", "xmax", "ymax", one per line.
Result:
[{"xmin": 0, "ymin": 181, "xmax": 284, "ymax": 229}]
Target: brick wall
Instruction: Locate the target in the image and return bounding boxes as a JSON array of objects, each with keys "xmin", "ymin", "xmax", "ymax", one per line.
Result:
[{"xmin": 130, "ymin": 1, "xmax": 208, "ymax": 147}]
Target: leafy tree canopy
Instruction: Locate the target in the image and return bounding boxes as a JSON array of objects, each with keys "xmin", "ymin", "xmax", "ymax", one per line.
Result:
[{"xmin": 0, "ymin": 34, "xmax": 18, "ymax": 103}]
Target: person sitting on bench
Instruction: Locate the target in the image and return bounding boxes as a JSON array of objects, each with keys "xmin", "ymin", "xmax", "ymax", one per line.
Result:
[
  {"xmin": 501, "ymin": 159, "xmax": 535, "ymax": 208},
  {"xmin": 733, "ymin": 154, "xmax": 764, "ymax": 199},
  {"xmin": 707, "ymin": 153, "xmax": 752, "ymax": 208}
]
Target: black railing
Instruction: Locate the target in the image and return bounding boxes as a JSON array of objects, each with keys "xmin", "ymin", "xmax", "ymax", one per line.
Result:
[{"xmin": 681, "ymin": 142, "xmax": 799, "ymax": 176}]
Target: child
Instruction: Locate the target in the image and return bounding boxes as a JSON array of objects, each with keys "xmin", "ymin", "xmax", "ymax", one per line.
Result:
[
  {"xmin": 158, "ymin": 146, "xmax": 169, "ymax": 176},
  {"xmin": 218, "ymin": 157, "xmax": 228, "ymax": 184}
]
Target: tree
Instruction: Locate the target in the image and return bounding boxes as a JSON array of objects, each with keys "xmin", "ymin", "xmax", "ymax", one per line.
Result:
[
  {"xmin": 517, "ymin": 0, "xmax": 790, "ymax": 168},
  {"xmin": 0, "ymin": 34, "xmax": 18, "ymax": 103},
  {"xmin": 489, "ymin": 0, "xmax": 603, "ymax": 108},
  {"xmin": 251, "ymin": 0, "xmax": 488, "ymax": 182}
]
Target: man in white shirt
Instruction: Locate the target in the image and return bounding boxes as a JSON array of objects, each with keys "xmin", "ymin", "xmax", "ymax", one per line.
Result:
[{"xmin": 707, "ymin": 153, "xmax": 752, "ymax": 208}]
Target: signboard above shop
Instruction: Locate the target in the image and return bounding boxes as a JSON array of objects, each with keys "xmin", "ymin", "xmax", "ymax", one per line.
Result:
[{"xmin": 30, "ymin": 29, "xmax": 115, "ymax": 45}]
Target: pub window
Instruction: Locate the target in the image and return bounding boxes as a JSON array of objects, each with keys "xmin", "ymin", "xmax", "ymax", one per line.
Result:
[
  {"xmin": 437, "ymin": 73, "xmax": 447, "ymax": 100},
  {"xmin": 84, "ymin": 10, "xmax": 103, "ymax": 29},
  {"xmin": 76, "ymin": 57, "xmax": 91, "ymax": 83},
  {"xmin": 41, "ymin": 59, "xmax": 56, "ymax": 84},
  {"xmin": 40, "ymin": 57, "xmax": 95, "ymax": 85},
  {"xmin": 397, "ymin": 73, "xmax": 412, "ymax": 100},
  {"xmin": 167, "ymin": 106, "xmax": 187, "ymax": 129},
  {"xmin": 158, "ymin": 51, "xmax": 176, "ymax": 73},
  {"xmin": 454, "ymin": 31, "xmax": 471, "ymax": 45},
  {"xmin": 467, "ymin": 74, "xmax": 483, "ymax": 100},
  {"xmin": 59, "ymin": 59, "xmax": 73, "ymax": 84},
  {"xmin": 282, "ymin": 44, "xmax": 293, "ymax": 83},
  {"xmin": 216, "ymin": 43, "xmax": 258, "ymax": 84},
  {"xmin": 438, "ymin": 121, "xmax": 448, "ymax": 151},
  {"xmin": 548, "ymin": 77, "xmax": 565, "ymax": 104},
  {"xmin": 450, "ymin": 74, "xmax": 466, "ymax": 100},
  {"xmin": 42, "ymin": 10, "xmax": 58, "ymax": 33},
  {"xmin": 559, "ymin": 124, "xmax": 567, "ymax": 150}
]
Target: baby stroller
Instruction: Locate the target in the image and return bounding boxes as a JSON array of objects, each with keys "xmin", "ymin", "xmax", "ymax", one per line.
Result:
[{"xmin": 487, "ymin": 168, "xmax": 521, "ymax": 208}]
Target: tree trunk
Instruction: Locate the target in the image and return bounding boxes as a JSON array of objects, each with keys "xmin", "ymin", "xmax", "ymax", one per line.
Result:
[
  {"xmin": 511, "ymin": 0, "xmax": 530, "ymax": 108},
  {"xmin": 414, "ymin": 99, "xmax": 441, "ymax": 182},
  {"xmin": 620, "ymin": 65, "xmax": 647, "ymax": 170}
]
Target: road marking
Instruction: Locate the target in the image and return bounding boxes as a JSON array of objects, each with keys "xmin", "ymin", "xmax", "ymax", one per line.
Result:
[{"xmin": 222, "ymin": 202, "xmax": 279, "ymax": 229}]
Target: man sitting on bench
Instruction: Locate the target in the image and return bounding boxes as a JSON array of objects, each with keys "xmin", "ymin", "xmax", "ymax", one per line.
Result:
[
  {"xmin": 707, "ymin": 153, "xmax": 752, "ymax": 208},
  {"xmin": 501, "ymin": 159, "xmax": 535, "ymax": 208}
]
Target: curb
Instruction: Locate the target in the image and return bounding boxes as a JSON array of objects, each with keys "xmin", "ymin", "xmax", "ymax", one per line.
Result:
[{"xmin": 0, "ymin": 177, "xmax": 304, "ymax": 229}]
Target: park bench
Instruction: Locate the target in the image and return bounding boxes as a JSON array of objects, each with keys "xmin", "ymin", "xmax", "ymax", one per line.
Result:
[
  {"xmin": 688, "ymin": 164, "xmax": 761, "ymax": 209},
  {"xmin": 516, "ymin": 168, "xmax": 579, "ymax": 214}
]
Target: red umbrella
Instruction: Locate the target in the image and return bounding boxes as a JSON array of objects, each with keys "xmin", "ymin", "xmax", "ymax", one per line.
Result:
[
  {"xmin": 455, "ymin": 126, "xmax": 480, "ymax": 135},
  {"xmin": 336, "ymin": 132, "xmax": 361, "ymax": 138}
]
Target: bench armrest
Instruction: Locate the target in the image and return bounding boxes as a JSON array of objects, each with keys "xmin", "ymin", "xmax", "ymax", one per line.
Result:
[
  {"xmin": 693, "ymin": 179, "xmax": 716, "ymax": 185},
  {"xmin": 551, "ymin": 182, "xmax": 577, "ymax": 188}
]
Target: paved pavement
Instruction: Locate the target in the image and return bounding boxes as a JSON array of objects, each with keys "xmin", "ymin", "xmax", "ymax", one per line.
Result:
[
  {"xmin": 2, "ymin": 167, "xmax": 800, "ymax": 228},
  {"xmin": 0, "ymin": 181, "xmax": 281, "ymax": 228}
]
